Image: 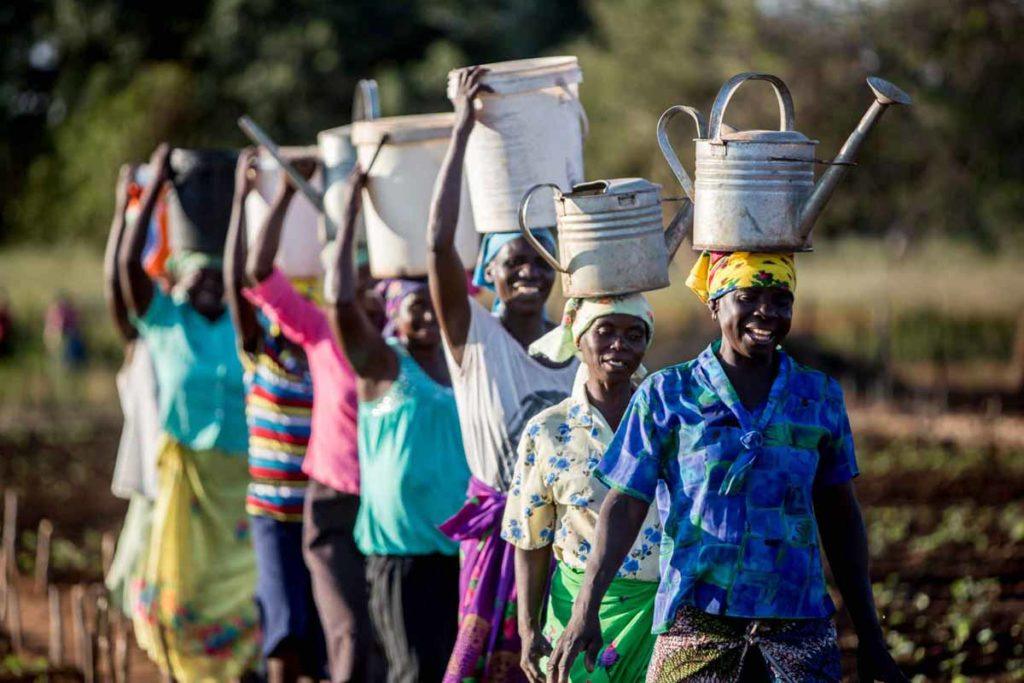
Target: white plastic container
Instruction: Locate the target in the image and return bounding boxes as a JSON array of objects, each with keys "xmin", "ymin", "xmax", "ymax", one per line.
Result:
[
  {"xmin": 447, "ymin": 57, "xmax": 587, "ymax": 232},
  {"xmin": 318, "ymin": 125, "xmax": 364, "ymax": 244},
  {"xmin": 351, "ymin": 113, "xmax": 479, "ymax": 278},
  {"xmin": 244, "ymin": 147, "xmax": 324, "ymax": 278}
]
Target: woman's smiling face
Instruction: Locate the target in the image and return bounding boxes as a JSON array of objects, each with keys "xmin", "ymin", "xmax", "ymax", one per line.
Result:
[
  {"xmin": 578, "ymin": 313, "xmax": 648, "ymax": 383},
  {"xmin": 485, "ymin": 237, "xmax": 556, "ymax": 315},
  {"xmin": 711, "ymin": 286, "xmax": 793, "ymax": 361}
]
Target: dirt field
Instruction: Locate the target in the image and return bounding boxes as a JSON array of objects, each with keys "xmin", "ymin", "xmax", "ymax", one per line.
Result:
[{"xmin": 2, "ymin": 404, "xmax": 1022, "ymax": 681}]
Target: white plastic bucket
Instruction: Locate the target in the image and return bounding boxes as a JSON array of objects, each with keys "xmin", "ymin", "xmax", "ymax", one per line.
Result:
[
  {"xmin": 318, "ymin": 125, "xmax": 365, "ymax": 244},
  {"xmin": 447, "ymin": 56, "xmax": 587, "ymax": 233},
  {"xmin": 351, "ymin": 113, "xmax": 479, "ymax": 278},
  {"xmin": 244, "ymin": 147, "xmax": 324, "ymax": 278}
]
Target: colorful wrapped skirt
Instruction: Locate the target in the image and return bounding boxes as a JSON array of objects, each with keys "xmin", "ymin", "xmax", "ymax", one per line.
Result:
[
  {"xmin": 543, "ymin": 563, "xmax": 658, "ymax": 682},
  {"xmin": 438, "ymin": 476, "xmax": 526, "ymax": 683},
  {"xmin": 645, "ymin": 605, "xmax": 841, "ymax": 682},
  {"xmin": 131, "ymin": 435, "xmax": 259, "ymax": 682}
]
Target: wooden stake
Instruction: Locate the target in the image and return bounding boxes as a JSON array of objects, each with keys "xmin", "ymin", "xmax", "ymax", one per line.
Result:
[
  {"xmin": 6, "ymin": 582, "xmax": 23, "ymax": 651},
  {"xmin": 101, "ymin": 532, "xmax": 116, "ymax": 577},
  {"xmin": 49, "ymin": 585, "xmax": 64, "ymax": 665},
  {"xmin": 115, "ymin": 622, "xmax": 130, "ymax": 683},
  {"xmin": 72, "ymin": 584, "xmax": 95, "ymax": 682},
  {"xmin": 96, "ymin": 593, "xmax": 115, "ymax": 683},
  {"xmin": 1, "ymin": 489, "xmax": 18, "ymax": 584},
  {"xmin": 35, "ymin": 518, "xmax": 53, "ymax": 592}
]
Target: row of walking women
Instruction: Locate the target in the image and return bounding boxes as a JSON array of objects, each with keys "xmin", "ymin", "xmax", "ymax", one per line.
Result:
[{"xmin": 102, "ymin": 60, "xmax": 909, "ymax": 683}]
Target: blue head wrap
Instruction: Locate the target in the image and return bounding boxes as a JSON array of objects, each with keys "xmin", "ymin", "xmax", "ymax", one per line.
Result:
[{"xmin": 471, "ymin": 230, "xmax": 557, "ymax": 291}]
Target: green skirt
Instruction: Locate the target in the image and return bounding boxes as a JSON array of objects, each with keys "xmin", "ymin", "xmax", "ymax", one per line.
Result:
[{"xmin": 543, "ymin": 563, "xmax": 658, "ymax": 683}]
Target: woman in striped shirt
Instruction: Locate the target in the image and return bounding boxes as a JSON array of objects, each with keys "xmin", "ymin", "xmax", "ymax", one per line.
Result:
[{"xmin": 225, "ymin": 149, "xmax": 326, "ymax": 682}]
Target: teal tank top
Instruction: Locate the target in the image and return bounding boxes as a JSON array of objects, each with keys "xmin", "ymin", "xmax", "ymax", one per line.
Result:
[{"xmin": 354, "ymin": 338, "xmax": 469, "ymax": 556}]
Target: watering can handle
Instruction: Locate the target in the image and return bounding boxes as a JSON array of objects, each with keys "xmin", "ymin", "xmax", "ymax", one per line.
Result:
[
  {"xmin": 518, "ymin": 183, "xmax": 566, "ymax": 274},
  {"xmin": 656, "ymin": 106, "xmax": 707, "ymax": 202},
  {"xmin": 707, "ymin": 72, "xmax": 796, "ymax": 141},
  {"xmin": 353, "ymin": 79, "xmax": 380, "ymax": 122}
]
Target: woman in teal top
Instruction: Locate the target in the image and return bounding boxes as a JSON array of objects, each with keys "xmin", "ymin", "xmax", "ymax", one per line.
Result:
[
  {"xmin": 328, "ymin": 166, "xmax": 469, "ymax": 683},
  {"xmin": 117, "ymin": 144, "xmax": 257, "ymax": 681}
]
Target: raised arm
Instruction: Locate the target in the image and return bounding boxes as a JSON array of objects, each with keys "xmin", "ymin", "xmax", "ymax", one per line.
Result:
[
  {"xmin": 815, "ymin": 481, "xmax": 908, "ymax": 683},
  {"xmin": 104, "ymin": 163, "xmax": 138, "ymax": 342},
  {"xmin": 245, "ymin": 157, "xmax": 301, "ymax": 286},
  {"xmin": 427, "ymin": 66, "xmax": 490, "ymax": 366},
  {"xmin": 546, "ymin": 490, "xmax": 650, "ymax": 683},
  {"xmin": 225, "ymin": 148, "xmax": 260, "ymax": 353},
  {"xmin": 327, "ymin": 166, "xmax": 397, "ymax": 398},
  {"xmin": 118, "ymin": 144, "xmax": 171, "ymax": 318}
]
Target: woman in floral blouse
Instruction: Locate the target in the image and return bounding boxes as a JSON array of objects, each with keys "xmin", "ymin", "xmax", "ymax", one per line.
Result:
[
  {"xmin": 502, "ymin": 295, "xmax": 660, "ymax": 682},
  {"xmin": 549, "ymin": 252, "xmax": 907, "ymax": 683}
]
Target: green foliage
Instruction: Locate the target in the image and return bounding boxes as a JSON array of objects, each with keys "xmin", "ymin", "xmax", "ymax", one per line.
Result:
[
  {"xmin": 1, "ymin": 0, "xmax": 1022, "ymax": 248},
  {"xmin": 11, "ymin": 63, "xmax": 196, "ymax": 242}
]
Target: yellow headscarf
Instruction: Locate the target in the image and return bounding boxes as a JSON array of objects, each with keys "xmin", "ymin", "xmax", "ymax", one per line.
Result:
[{"xmin": 685, "ymin": 251, "xmax": 796, "ymax": 305}]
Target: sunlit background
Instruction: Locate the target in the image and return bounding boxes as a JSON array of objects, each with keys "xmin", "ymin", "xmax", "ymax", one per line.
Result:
[{"xmin": 1, "ymin": 0, "xmax": 1022, "ymax": 679}]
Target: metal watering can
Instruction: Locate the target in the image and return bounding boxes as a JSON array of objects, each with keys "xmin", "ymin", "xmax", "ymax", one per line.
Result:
[
  {"xmin": 657, "ymin": 72, "xmax": 911, "ymax": 251},
  {"xmin": 518, "ymin": 178, "xmax": 691, "ymax": 297}
]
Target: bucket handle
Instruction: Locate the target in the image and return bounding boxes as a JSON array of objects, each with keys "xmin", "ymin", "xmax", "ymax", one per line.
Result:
[
  {"xmin": 656, "ymin": 105, "xmax": 707, "ymax": 202},
  {"xmin": 707, "ymin": 72, "xmax": 796, "ymax": 142},
  {"xmin": 518, "ymin": 183, "xmax": 566, "ymax": 274},
  {"xmin": 556, "ymin": 80, "xmax": 589, "ymax": 138},
  {"xmin": 353, "ymin": 79, "xmax": 380, "ymax": 122}
]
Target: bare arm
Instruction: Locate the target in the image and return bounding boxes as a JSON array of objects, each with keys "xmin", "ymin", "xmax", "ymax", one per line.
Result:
[
  {"xmin": 245, "ymin": 166, "xmax": 293, "ymax": 287},
  {"xmin": 427, "ymin": 66, "xmax": 490, "ymax": 366},
  {"xmin": 815, "ymin": 481, "xmax": 908, "ymax": 683},
  {"xmin": 225, "ymin": 148, "xmax": 260, "ymax": 354},
  {"xmin": 547, "ymin": 490, "xmax": 650, "ymax": 683},
  {"xmin": 104, "ymin": 164, "xmax": 138, "ymax": 342},
  {"xmin": 327, "ymin": 166, "xmax": 397, "ymax": 399},
  {"xmin": 118, "ymin": 144, "xmax": 171, "ymax": 318},
  {"xmin": 515, "ymin": 546, "xmax": 554, "ymax": 683}
]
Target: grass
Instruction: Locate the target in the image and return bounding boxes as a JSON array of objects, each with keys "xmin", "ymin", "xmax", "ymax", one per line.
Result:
[{"xmin": 0, "ymin": 236, "xmax": 1022, "ymax": 418}]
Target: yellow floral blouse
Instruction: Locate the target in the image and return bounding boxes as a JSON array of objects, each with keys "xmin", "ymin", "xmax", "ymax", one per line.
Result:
[{"xmin": 501, "ymin": 368, "xmax": 661, "ymax": 581}]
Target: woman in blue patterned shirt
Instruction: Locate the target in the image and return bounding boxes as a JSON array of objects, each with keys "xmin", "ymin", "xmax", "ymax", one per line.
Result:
[{"xmin": 548, "ymin": 252, "xmax": 907, "ymax": 683}]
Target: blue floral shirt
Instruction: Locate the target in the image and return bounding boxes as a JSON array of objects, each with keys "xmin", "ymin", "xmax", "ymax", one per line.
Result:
[
  {"xmin": 502, "ymin": 368, "xmax": 662, "ymax": 581},
  {"xmin": 596, "ymin": 342, "xmax": 858, "ymax": 632}
]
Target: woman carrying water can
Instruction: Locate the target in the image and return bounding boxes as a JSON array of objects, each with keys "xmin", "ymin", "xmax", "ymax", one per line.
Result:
[
  {"xmin": 502, "ymin": 294, "xmax": 662, "ymax": 682},
  {"xmin": 549, "ymin": 252, "xmax": 907, "ymax": 683}
]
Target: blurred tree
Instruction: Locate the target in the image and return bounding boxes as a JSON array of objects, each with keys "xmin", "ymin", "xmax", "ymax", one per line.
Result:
[
  {"xmin": 2, "ymin": 0, "xmax": 587, "ymax": 244},
  {"xmin": 1, "ymin": 0, "xmax": 1020, "ymax": 247}
]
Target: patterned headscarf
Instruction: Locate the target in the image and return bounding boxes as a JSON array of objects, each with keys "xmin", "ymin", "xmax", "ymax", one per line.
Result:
[
  {"xmin": 375, "ymin": 278, "xmax": 429, "ymax": 338},
  {"xmin": 529, "ymin": 294, "xmax": 654, "ymax": 379},
  {"xmin": 686, "ymin": 251, "xmax": 796, "ymax": 305}
]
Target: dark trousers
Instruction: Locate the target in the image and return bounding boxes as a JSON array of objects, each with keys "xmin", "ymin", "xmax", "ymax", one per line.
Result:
[
  {"xmin": 366, "ymin": 553, "xmax": 460, "ymax": 683},
  {"xmin": 250, "ymin": 514, "xmax": 327, "ymax": 677},
  {"xmin": 302, "ymin": 481, "xmax": 377, "ymax": 683}
]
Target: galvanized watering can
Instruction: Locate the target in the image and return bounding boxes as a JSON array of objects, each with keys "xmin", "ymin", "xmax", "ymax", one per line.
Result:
[
  {"xmin": 518, "ymin": 178, "xmax": 691, "ymax": 297},
  {"xmin": 657, "ymin": 72, "xmax": 911, "ymax": 251}
]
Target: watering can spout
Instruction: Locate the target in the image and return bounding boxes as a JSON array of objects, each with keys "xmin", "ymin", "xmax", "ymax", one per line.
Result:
[{"xmin": 797, "ymin": 77, "xmax": 911, "ymax": 243}]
